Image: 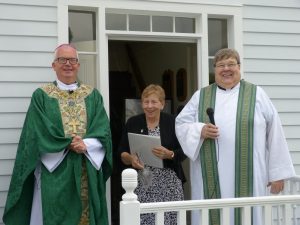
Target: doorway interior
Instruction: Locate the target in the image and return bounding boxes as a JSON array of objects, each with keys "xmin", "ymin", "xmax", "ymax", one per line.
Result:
[{"xmin": 108, "ymin": 40, "xmax": 197, "ymax": 225}]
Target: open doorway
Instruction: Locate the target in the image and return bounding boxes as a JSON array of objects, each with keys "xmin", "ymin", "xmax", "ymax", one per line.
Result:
[{"xmin": 108, "ymin": 40, "xmax": 197, "ymax": 225}]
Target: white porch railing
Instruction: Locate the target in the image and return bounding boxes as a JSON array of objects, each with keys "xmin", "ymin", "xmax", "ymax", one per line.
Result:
[{"xmin": 120, "ymin": 168, "xmax": 300, "ymax": 225}]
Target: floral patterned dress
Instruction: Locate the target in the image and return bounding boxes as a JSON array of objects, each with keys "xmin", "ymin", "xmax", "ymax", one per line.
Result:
[{"xmin": 134, "ymin": 126, "xmax": 184, "ymax": 225}]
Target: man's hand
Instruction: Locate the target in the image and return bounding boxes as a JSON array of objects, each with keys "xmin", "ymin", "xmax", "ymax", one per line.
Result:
[
  {"xmin": 201, "ymin": 123, "xmax": 219, "ymax": 139},
  {"xmin": 69, "ymin": 135, "xmax": 87, "ymax": 154},
  {"xmin": 268, "ymin": 180, "xmax": 284, "ymax": 194}
]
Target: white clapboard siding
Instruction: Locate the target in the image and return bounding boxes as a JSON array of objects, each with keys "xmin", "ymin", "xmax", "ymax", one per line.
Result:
[
  {"xmin": 260, "ymin": 86, "xmax": 300, "ymax": 99},
  {"xmin": 243, "ymin": 5, "xmax": 300, "ymax": 21},
  {"xmin": 0, "ymin": 0, "xmax": 57, "ymax": 221},
  {"xmin": 0, "ymin": 4, "xmax": 56, "ymax": 21},
  {"xmin": 0, "ymin": 176, "xmax": 11, "ymax": 192},
  {"xmin": 0, "ymin": 113, "xmax": 26, "ymax": 128},
  {"xmin": 244, "ymin": 59, "xmax": 300, "ymax": 73},
  {"xmin": 0, "ymin": 36, "xmax": 57, "ymax": 52},
  {"xmin": 0, "ymin": 0, "xmax": 55, "ymax": 6},
  {"xmin": 0, "ymin": 129, "xmax": 22, "ymax": 144},
  {"xmin": 0, "ymin": 144, "xmax": 18, "ymax": 160},
  {"xmin": 0, "ymin": 20, "xmax": 57, "ymax": 37},
  {"xmin": 245, "ymin": 46, "xmax": 300, "ymax": 60},
  {"xmin": 0, "ymin": 52, "xmax": 53, "ymax": 67},
  {"xmin": 0, "ymin": 207, "xmax": 3, "ymax": 224},
  {"xmin": 0, "ymin": 192, "xmax": 7, "ymax": 208},
  {"xmin": 290, "ymin": 150, "xmax": 300, "ymax": 174},
  {"xmin": 291, "ymin": 151, "xmax": 300, "ymax": 163},
  {"xmin": 0, "ymin": 82, "xmax": 47, "ymax": 97},
  {"xmin": 0, "ymin": 67, "xmax": 56, "ymax": 82},
  {"xmin": 271, "ymin": 100, "xmax": 300, "ymax": 113},
  {"xmin": 0, "ymin": 98, "xmax": 31, "ymax": 113},
  {"xmin": 243, "ymin": 2, "xmax": 300, "ymax": 175},
  {"xmin": 243, "ymin": 0, "xmax": 300, "ymax": 7},
  {"xmin": 246, "ymin": 73, "xmax": 300, "ymax": 85},
  {"xmin": 0, "ymin": 160, "xmax": 14, "ymax": 176},
  {"xmin": 244, "ymin": 19, "xmax": 300, "ymax": 34},
  {"xmin": 244, "ymin": 33, "xmax": 300, "ymax": 47},
  {"xmin": 287, "ymin": 139, "xmax": 300, "ymax": 151},
  {"xmin": 280, "ymin": 113, "xmax": 300, "ymax": 125},
  {"xmin": 283, "ymin": 126, "xmax": 300, "ymax": 139}
]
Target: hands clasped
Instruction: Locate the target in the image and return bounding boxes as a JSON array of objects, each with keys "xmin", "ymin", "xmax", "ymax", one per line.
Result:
[{"xmin": 69, "ymin": 135, "xmax": 87, "ymax": 154}]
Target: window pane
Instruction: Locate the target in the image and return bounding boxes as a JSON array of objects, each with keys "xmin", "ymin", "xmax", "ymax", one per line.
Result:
[
  {"xmin": 78, "ymin": 54, "xmax": 97, "ymax": 87},
  {"xmin": 152, "ymin": 16, "xmax": 173, "ymax": 32},
  {"xmin": 175, "ymin": 17, "xmax": 195, "ymax": 33},
  {"xmin": 208, "ymin": 19, "xmax": 228, "ymax": 56},
  {"xmin": 209, "ymin": 58, "xmax": 215, "ymax": 84},
  {"xmin": 69, "ymin": 10, "xmax": 96, "ymax": 52},
  {"xmin": 129, "ymin": 15, "xmax": 150, "ymax": 31},
  {"xmin": 106, "ymin": 13, "xmax": 126, "ymax": 30}
]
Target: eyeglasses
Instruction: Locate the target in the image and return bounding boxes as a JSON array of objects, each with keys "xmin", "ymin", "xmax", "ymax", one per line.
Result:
[
  {"xmin": 215, "ymin": 63, "xmax": 239, "ymax": 69},
  {"xmin": 55, "ymin": 57, "xmax": 79, "ymax": 65}
]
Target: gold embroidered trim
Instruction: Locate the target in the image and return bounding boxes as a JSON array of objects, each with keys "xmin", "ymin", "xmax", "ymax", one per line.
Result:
[{"xmin": 41, "ymin": 83, "xmax": 92, "ymax": 137}]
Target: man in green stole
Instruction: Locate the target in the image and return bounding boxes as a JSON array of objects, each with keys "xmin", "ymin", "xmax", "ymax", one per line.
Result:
[
  {"xmin": 175, "ymin": 48, "xmax": 295, "ymax": 225},
  {"xmin": 3, "ymin": 44, "xmax": 112, "ymax": 225}
]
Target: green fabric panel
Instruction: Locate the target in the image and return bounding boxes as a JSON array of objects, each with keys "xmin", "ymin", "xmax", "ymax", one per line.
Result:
[
  {"xmin": 199, "ymin": 83, "xmax": 220, "ymax": 225},
  {"xmin": 234, "ymin": 80, "xmax": 256, "ymax": 225}
]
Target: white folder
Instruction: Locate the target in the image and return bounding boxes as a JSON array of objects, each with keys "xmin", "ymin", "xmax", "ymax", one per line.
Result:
[{"xmin": 128, "ymin": 132, "xmax": 163, "ymax": 168}]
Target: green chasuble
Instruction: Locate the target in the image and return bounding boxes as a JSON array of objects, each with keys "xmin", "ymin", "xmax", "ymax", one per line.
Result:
[
  {"xmin": 198, "ymin": 80, "xmax": 256, "ymax": 225},
  {"xmin": 3, "ymin": 83, "xmax": 113, "ymax": 225}
]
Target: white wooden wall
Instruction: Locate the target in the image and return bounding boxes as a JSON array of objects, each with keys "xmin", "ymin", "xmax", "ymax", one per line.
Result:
[
  {"xmin": 0, "ymin": 0, "xmax": 57, "ymax": 224},
  {"xmin": 0, "ymin": 0, "xmax": 300, "ymax": 224},
  {"xmin": 242, "ymin": 0, "xmax": 300, "ymax": 173}
]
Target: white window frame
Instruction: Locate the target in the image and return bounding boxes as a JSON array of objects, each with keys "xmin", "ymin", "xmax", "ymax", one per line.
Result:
[{"xmin": 57, "ymin": 0, "xmax": 243, "ymax": 97}]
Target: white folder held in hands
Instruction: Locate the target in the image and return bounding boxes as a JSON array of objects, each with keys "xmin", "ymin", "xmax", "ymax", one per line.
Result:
[{"xmin": 128, "ymin": 132, "xmax": 163, "ymax": 168}]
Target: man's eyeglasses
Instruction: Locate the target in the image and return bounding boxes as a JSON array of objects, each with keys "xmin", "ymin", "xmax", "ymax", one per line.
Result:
[
  {"xmin": 215, "ymin": 63, "xmax": 239, "ymax": 69},
  {"xmin": 55, "ymin": 57, "xmax": 79, "ymax": 65}
]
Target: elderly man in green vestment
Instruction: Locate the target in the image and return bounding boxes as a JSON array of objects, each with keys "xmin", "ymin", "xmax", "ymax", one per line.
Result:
[{"xmin": 3, "ymin": 44, "xmax": 112, "ymax": 225}]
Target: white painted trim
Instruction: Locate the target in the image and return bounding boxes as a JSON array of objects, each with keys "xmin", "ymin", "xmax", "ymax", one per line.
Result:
[
  {"xmin": 106, "ymin": 31, "xmax": 202, "ymax": 42},
  {"xmin": 199, "ymin": 13, "xmax": 209, "ymax": 88},
  {"xmin": 227, "ymin": 11, "xmax": 243, "ymax": 78},
  {"xmin": 98, "ymin": 6, "xmax": 110, "ymax": 113},
  {"xmin": 57, "ymin": 0, "xmax": 69, "ymax": 44}
]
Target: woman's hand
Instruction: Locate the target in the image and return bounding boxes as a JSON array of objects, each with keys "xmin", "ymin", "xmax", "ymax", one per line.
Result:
[
  {"xmin": 152, "ymin": 146, "xmax": 174, "ymax": 160},
  {"xmin": 121, "ymin": 152, "xmax": 144, "ymax": 170}
]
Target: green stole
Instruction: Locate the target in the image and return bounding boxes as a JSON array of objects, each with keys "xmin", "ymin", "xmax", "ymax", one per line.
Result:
[{"xmin": 198, "ymin": 80, "xmax": 256, "ymax": 225}]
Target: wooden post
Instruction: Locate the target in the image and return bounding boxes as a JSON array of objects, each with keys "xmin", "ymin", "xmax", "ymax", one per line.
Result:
[{"xmin": 120, "ymin": 169, "xmax": 140, "ymax": 225}]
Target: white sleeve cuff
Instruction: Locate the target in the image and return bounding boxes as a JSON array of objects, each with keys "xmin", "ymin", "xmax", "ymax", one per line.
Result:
[
  {"xmin": 41, "ymin": 150, "xmax": 68, "ymax": 172},
  {"xmin": 84, "ymin": 138, "xmax": 105, "ymax": 170}
]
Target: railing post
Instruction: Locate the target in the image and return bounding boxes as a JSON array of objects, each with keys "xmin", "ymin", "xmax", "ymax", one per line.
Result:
[{"xmin": 120, "ymin": 168, "xmax": 140, "ymax": 225}]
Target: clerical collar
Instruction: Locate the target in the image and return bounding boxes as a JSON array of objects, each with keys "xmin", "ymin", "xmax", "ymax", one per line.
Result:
[
  {"xmin": 55, "ymin": 79, "xmax": 78, "ymax": 91},
  {"xmin": 217, "ymin": 82, "xmax": 240, "ymax": 91},
  {"xmin": 217, "ymin": 85, "xmax": 226, "ymax": 91}
]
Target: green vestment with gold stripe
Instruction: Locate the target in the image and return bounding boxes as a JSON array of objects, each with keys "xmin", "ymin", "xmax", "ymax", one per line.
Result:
[
  {"xmin": 3, "ymin": 83, "xmax": 112, "ymax": 225},
  {"xmin": 198, "ymin": 80, "xmax": 256, "ymax": 225}
]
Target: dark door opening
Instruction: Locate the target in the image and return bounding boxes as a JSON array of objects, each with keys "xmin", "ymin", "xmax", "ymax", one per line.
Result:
[{"xmin": 108, "ymin": 40, "xmax": 197, "ymax": 225}]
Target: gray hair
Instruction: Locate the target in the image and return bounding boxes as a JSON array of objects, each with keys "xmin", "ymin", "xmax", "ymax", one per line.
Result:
[{"xmin": 53, "ymin": 43, "xmax": 79, "ymax": 61}]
